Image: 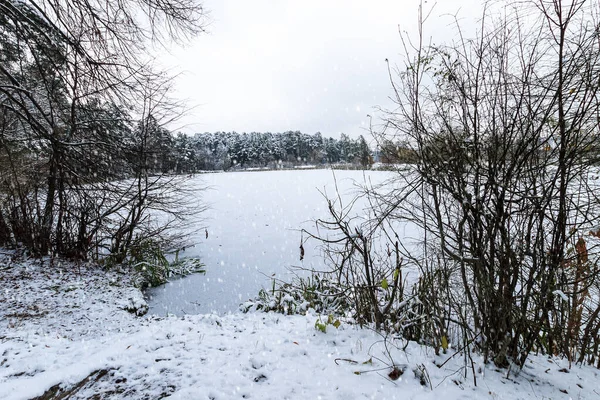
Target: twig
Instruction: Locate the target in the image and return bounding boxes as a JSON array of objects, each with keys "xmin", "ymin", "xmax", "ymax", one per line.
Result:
[
  {"xmin": 438, "ymin": 332, "xmax": 481, "ymax": 369},
  {"xmin": 334, "ymin": 358, "xmax": 358, "ymax": 365}
]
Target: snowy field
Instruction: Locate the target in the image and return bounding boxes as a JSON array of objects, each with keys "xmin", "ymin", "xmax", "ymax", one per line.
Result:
[
  {"xmin": 147, "ymin": 169, "xmax": 417, "ymax": 315},
  {"xmin": 2, "ymin": 252, "xmax": 599, "ymax": 399},
  {"xmin": 2, "ymin": 169, "xmax": 600, "ymax": 399}
]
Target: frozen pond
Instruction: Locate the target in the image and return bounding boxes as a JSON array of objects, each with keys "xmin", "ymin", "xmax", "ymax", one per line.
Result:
[{"xmin": 146, "ymin": 169, "xmax": 399, "ymax": 315}]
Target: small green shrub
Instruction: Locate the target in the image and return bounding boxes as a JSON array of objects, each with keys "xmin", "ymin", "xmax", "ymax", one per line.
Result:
[
  {"xmin": 314, "ymin": 314, "xmax": 342, "ymax": 333},
  {"xmin": 240, "ymin": 273, "xmax": 353, "ymax": 316},
  {"xmin": 129, "ymin": 239, "xmax": 169, "ymax": 287},
  {"xmin": 128, "ymin": 239, "xmax": 205, "ymax": 288}
]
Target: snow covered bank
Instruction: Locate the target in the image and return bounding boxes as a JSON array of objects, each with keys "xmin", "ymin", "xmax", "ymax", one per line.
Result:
[{"xmin": 1, "ymin": 254, "xmax": 598, "ymax": 399}]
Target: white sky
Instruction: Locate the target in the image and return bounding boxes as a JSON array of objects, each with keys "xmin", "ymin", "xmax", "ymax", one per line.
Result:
[{"xmin": 161, "ymin": 0, "xmax": 484, "ymax": 138}]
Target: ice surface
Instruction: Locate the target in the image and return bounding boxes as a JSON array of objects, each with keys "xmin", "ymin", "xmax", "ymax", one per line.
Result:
[{"xmin": 146, "ymin": 169, "xmax": 398, "ymax": 315}]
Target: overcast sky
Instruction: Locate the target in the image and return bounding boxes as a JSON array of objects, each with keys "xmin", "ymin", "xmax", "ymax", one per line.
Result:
[{"xmin": 161, "ymin": 0, "xmax": 484, "ymax": 138}]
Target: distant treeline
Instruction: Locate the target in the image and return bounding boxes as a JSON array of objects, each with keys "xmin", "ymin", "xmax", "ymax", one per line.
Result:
[{"xmin": 164, "ymin": 131, "xmax": 373, "ymax": 172}]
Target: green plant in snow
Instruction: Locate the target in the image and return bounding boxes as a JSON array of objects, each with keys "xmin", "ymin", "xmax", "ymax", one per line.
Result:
[
  {"xmin": 240, "ymin": 273, "xmax": 353, "ymax": 316},
  {"xmin": 314, "ymin": 314, "xmax": 342, "ymax": 333},
  {"xmin": 128, "ymin": 239, "xmax": 205, "ymax": 288},
  {"xmin": 169, "ymin": 249, "xmax": 206, "ymax": 276}
]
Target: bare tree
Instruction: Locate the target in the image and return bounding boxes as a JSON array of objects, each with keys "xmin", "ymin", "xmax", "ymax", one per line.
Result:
[
  {"xmin": 303, "ymin": 190, "xmax": 409, "ymax": 330},
  {"xmin": 0, "ymin": 0, "xmax": 207, "ymax": 261},
  {"xmin": 373, "ymin": 0, "xmax": 600, "ymax": 367}
]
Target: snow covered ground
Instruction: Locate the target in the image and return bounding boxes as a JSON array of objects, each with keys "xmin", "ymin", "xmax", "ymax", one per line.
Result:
[
  {"xmin": 2, "ymin": 251, "xmax": 599, "ymax": 400},
  {"xmin": 2, "ymin": 169, "xmax": 600, "ymax": 399}
]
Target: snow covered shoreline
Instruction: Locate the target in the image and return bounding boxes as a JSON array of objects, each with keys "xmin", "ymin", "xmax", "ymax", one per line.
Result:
[{"xmin": 1, "ymin": 253, "xmax": 598, "ymax": 399}]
